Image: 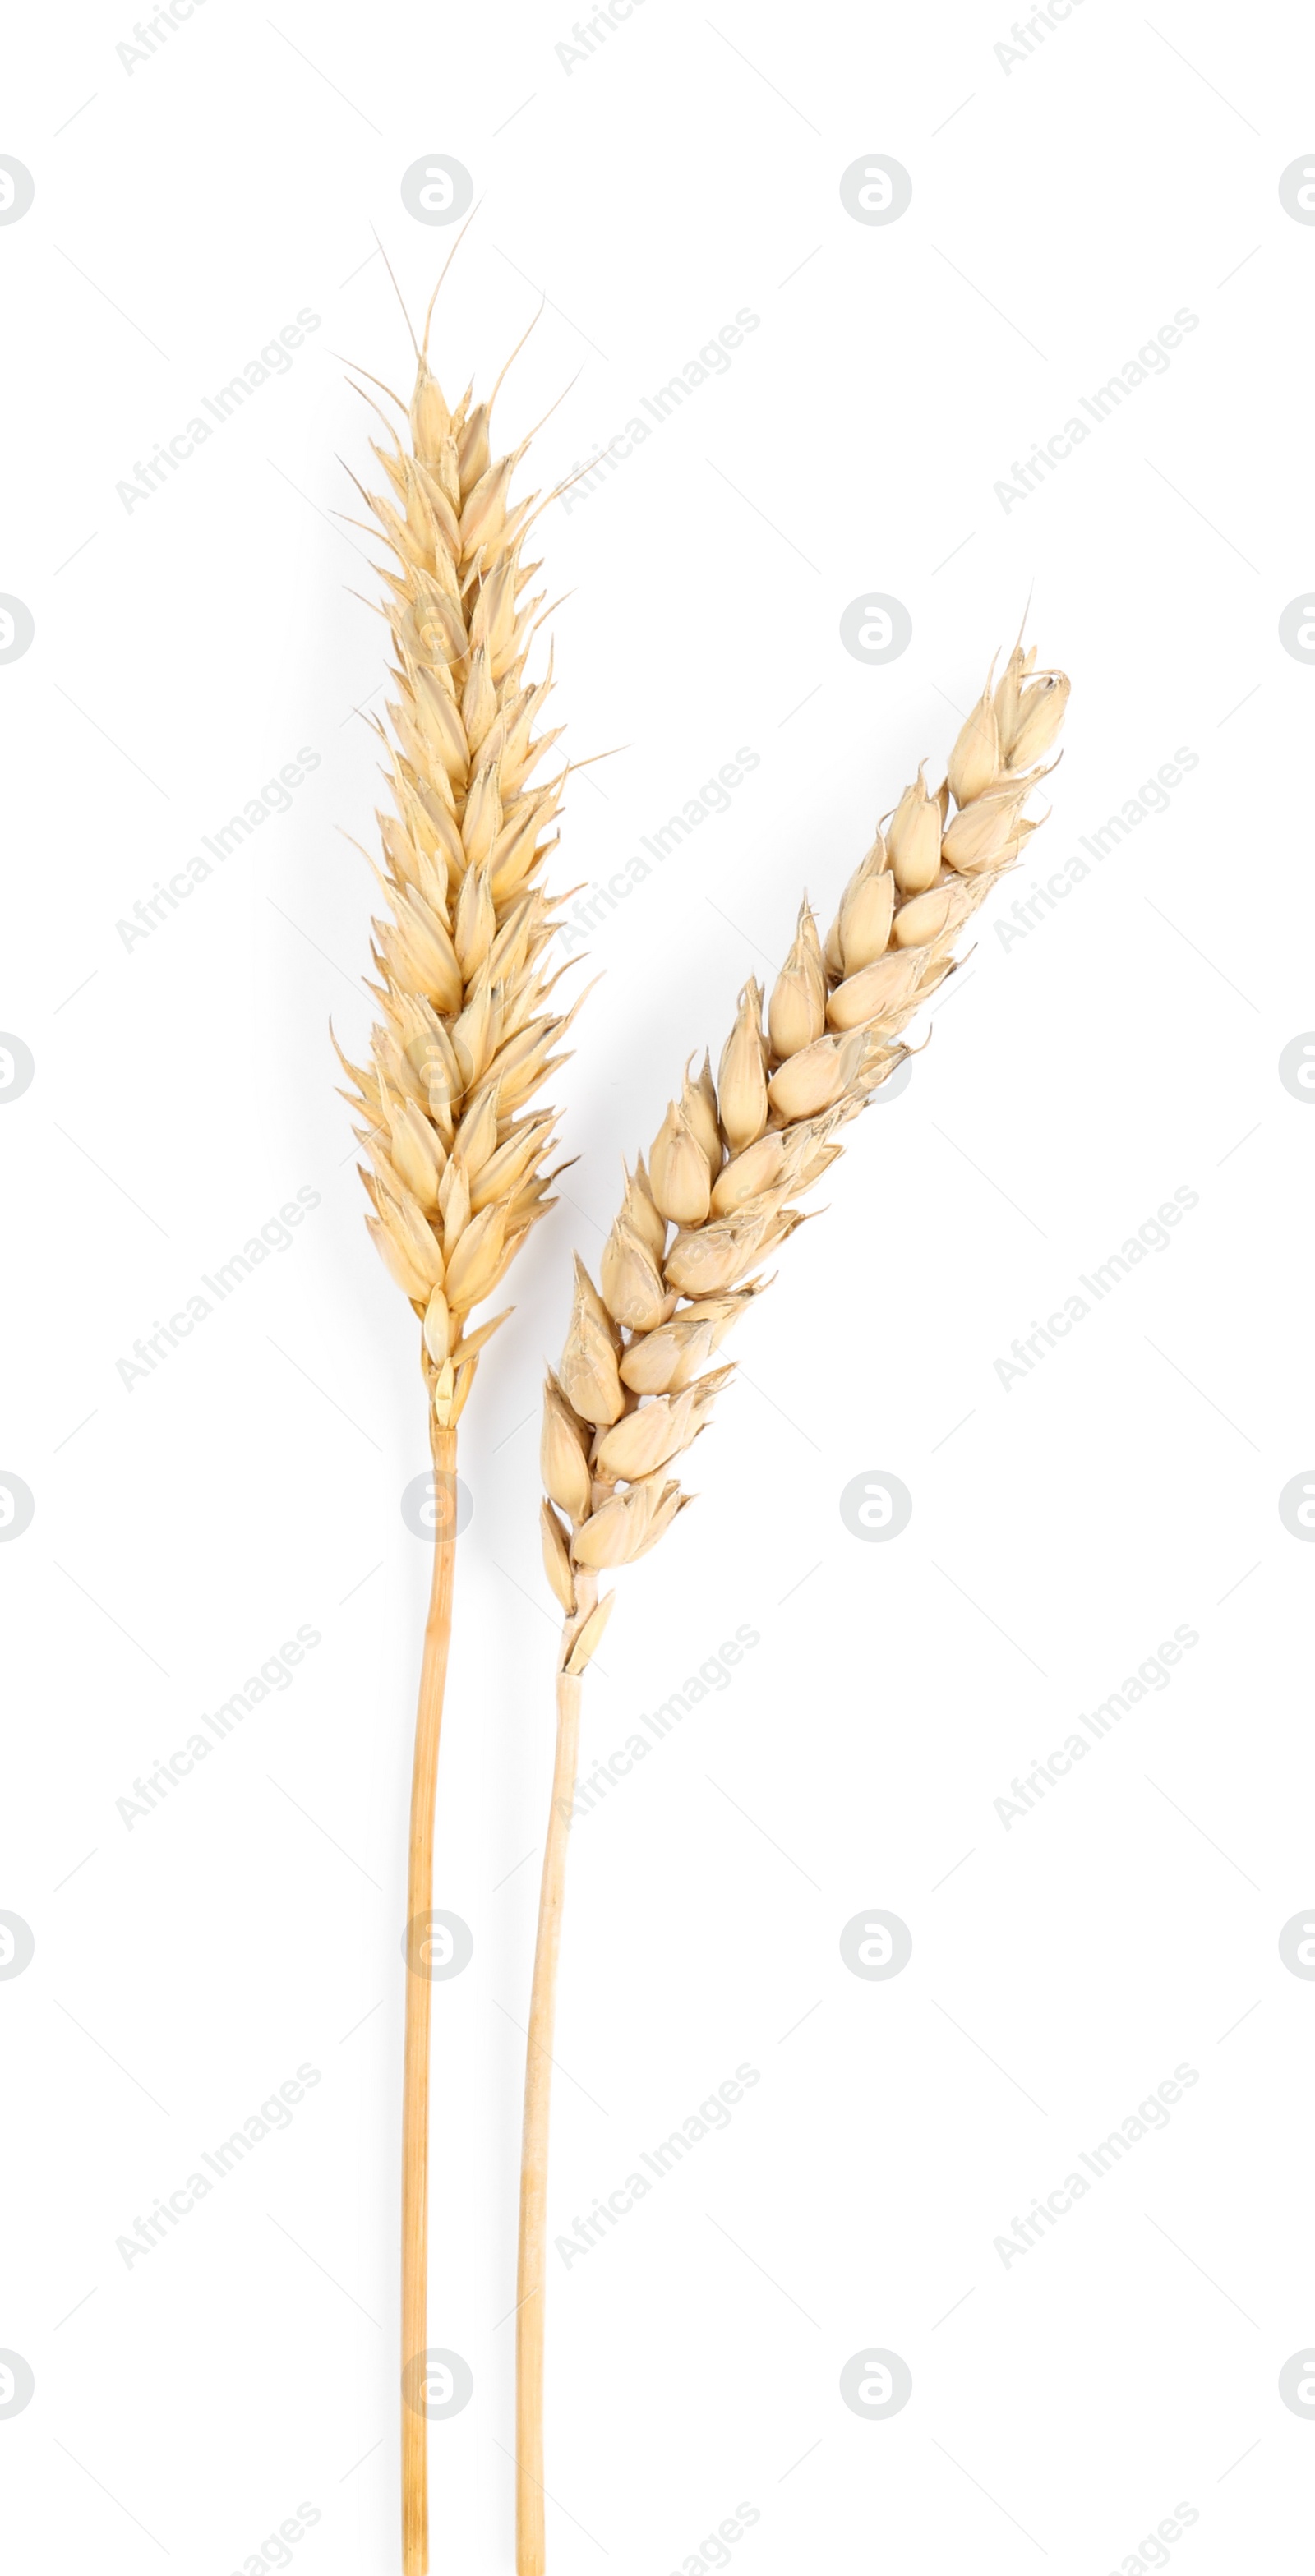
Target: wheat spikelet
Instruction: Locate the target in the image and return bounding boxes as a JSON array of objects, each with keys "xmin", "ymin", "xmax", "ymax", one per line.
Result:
[
  {"xmin": 339, "ymin": 293, "xmax": 587, "ymax": 2576},
  {"xmin": 515, "ymin": 634, "xmax": 1069, "ymax": 2574}
]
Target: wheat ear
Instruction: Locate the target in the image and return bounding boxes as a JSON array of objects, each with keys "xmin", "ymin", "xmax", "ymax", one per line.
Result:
[
  {"xmin": 514, "ymin": 636, "xmax": 1069, "ymax": 2570},
  {"xmin": 338, "ymin": 317, "xmax": 584, "ymax": 2576}
]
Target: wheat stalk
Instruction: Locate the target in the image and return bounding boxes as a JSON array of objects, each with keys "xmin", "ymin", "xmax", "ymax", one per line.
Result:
[
  {"xmin": 514, "ymin": 635, "xmax": 1069, "ymax": 2570},
  {"xmin": 337, "ymin": 289, "xmax": 586, "ymax": 2576}
]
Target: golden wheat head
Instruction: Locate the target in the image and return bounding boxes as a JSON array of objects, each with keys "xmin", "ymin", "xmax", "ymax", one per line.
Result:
[
  {"xmin": 538, "ymin": 639, "xmax": 1070, "ymax": 1671},
  {"xmin": 338, "ymin": 323, "xmax": 584, "ymax": 1429}
]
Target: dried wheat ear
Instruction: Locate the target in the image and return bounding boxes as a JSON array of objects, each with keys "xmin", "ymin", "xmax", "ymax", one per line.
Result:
[
  {"xmin": 336, "ymin": 314, "xmax": 589, "ymax": 2576},
  {"xmin": 337, "ymin": 339, "xmax": 584, "ymax": 1422},
  {"xmin": 540, "ymin": 639, "xmax": 1070, "ymax": 1664},
  {"xmin": 516, "ymin": 635, "xmax": 1070, "ymax": 2575}
]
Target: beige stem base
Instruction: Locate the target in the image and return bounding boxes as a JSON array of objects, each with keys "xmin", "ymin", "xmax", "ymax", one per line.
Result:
[
  {"xmin": 401, "ymin": 1417, "xmax": 459, "ymax": 2576},
  {"xmin": 515, "ymin": 1573, "xmax": 598, "ymax": 2576}
]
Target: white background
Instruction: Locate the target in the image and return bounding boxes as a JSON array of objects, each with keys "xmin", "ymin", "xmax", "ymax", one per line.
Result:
[{"xmin": 2, "ymin": 2, "xmax": 1314, "ymax": 2570}]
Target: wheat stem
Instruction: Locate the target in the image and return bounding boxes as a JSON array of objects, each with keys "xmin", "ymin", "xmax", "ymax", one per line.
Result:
[
  {"xmin": 515, "ymin": 1569, "xmax": 596, "ymax": 2576},
  {"xmin": 400, "ymin": 1414, "xmax": 459, "ymax": 2576}
]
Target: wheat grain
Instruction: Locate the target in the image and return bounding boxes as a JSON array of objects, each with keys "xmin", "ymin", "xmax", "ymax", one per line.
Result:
[
  {"xmin": 515, "ymin": 633, "xmax": 1069, "ymax": 2574},
  {"xmin": 339, "ymin": 295, "xmax": 585, "ymax": 2576}
]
